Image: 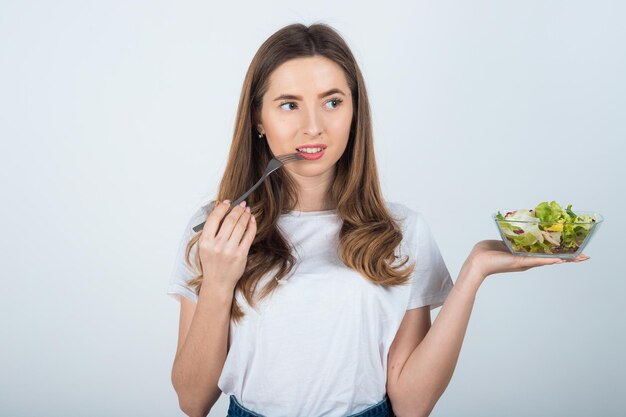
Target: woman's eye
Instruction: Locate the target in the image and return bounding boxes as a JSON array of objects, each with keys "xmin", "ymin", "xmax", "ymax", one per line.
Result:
[
  {"xmin": 280, "ymin": 99, "xmax": 343, "ymax": 111},
  {"xmin": 325, "ymin": 98, "xmax": 343, "ymax": 109},
  {"xmin": 279, "ymin": 102, "xmax": 297, "ymax": 111}
]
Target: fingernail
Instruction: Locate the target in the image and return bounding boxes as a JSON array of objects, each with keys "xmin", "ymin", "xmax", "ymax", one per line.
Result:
[
  {"xmin": 245, "ymin": 206, "xmax": 250, "ymax": 212},
  {"xmin": 239, "ymin": 200, "xmax": 246, "ymax": 207},
  {"xmin": 223, "ymin": 199, "xmax": 230, "ymax": 204}
]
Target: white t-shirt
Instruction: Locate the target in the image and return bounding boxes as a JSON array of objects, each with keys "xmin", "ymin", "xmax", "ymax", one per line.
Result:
[{"xmin": 167, "ymin": 200, "xmax": 454, "ymax": 417}]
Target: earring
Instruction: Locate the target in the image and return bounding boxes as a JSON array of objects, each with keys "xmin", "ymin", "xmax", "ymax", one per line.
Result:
[{"xmin": 258, "ymin": 132, "xmax": 264, "ymax": 138}]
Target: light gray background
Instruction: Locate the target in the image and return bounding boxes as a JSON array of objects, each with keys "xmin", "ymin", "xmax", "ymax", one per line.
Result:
[{"xmin": 1, "ymin": 1, "xmax": 624, "ymax": 416}]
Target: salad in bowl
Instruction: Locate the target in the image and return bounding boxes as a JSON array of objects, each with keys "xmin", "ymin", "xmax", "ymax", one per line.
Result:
[{"xmin": 493, "ymin": 201, "xmax": 603, "ymax": 258}]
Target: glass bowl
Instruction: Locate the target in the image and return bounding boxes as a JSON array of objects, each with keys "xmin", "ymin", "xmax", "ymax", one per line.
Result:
[{"xmin": 492, "ymin": 210, "xmax": 603, "ymax": 258}]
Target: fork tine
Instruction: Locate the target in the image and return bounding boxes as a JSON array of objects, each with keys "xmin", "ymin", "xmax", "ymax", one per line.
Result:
[
  {"xmin": 276, "ymin": 153, "xmax": 297, "ymax": 161},
  {"xmin": 276, "ymin": 152, "xmax": 305, "ymax": 163},
  {"xmin": 277, "ymin": 155, "xmax": 296, "ymax": 163}
]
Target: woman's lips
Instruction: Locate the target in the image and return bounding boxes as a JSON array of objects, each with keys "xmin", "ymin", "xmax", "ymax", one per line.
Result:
[{"xmin": 296, "ymin": 149, "xmax": 325, "ymax": 160}]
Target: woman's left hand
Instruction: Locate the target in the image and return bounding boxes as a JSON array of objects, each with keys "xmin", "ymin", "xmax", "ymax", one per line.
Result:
[{"xmin": 466, "ymin": 239, "xmax": 590, "ymax": 279}]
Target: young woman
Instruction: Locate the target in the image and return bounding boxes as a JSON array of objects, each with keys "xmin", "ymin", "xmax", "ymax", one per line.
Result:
[{"xmin": 167, "ymin": 23, "xmax": 589, "ymax": 417}]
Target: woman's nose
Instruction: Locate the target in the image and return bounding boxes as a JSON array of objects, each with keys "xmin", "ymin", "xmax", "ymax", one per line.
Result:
[{"xmin": 303, "ymin": 107, "xmax": 323, "ymax": 136}]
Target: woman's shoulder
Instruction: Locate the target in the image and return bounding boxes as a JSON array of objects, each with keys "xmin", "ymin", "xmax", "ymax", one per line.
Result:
[
  {"xmin": 197, "ymin": 199, "xmax": 217, "ymax": 216},
  {"xmin": 384, "ymin": 200, "xmax": 433, "ymax": 245},
  {"xmin": 384, "ymin": 200, "xmax": 422, "ymax": 222},
  {"xmin": 178, "ymin": 199, "xmax": 218, "ymax": 236}
]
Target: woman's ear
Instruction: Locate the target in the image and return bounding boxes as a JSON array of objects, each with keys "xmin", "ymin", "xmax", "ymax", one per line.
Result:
[{"xmin": 252, "ymin": 111, "xmax": 264, "ymax": 136}]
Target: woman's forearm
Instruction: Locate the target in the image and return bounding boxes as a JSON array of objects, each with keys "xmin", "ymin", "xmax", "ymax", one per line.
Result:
[
  {"xmin": 393, "ymin": 260, "xmax": 485, "ymax": 417},
  {"xmin": 171, "ymin": 281, "xmax": 234, "ymax": 417}
]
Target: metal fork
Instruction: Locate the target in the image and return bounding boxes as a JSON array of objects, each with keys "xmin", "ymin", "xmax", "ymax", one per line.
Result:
[{"xmin": 192, "ymin": 152, "xmax": 305, "ymax": 232}]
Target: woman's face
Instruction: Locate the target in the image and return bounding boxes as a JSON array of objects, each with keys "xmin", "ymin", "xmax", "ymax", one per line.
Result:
[{"xmin": 257, "ymin": 55, "xmax": 353, "ymax": 179}]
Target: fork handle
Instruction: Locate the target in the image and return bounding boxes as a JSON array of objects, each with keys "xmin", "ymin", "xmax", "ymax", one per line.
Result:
[
  {"xmin": 231, "ymin": 160, "xmax": 282, "ymax": 207},
  {"xmin": 231, "ymin": 176, "xmax": 266, "ymax": 208},
  {"xmin": 191, "ymin": 159, "xmax": 283, "ymax": 233},
  {"xmin": 191, "ymin": 178, "xmax": 264, "ymax": 233}
]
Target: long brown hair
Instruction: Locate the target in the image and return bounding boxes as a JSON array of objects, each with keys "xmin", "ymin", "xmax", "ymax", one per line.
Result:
[{"xmin": 184, "ymin": 22, "xmax": 415, "ymax": 323}]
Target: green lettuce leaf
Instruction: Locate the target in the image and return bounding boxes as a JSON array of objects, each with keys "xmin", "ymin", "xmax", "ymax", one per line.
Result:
[{"xmin": 534, "ymin": 201, "xmax": 565, "ymax": 222}]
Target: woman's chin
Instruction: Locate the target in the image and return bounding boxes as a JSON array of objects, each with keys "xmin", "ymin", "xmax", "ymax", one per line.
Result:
[{"xmin": 285, "ymin": 163, "xmax": 333, "ymax": 177}]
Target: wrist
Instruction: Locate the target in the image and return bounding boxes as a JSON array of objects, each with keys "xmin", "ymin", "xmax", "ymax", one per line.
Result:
[
  {"xmin": 455, "ymin": 258, "xmax": 486, "ymax": 297},
  {"xmin": 199, "ymin": 279, "xmax": 235, "ymax": 303}
]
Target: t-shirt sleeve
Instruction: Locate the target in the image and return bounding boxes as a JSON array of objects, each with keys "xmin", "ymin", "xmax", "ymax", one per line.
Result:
[
  {"xmin": 166, "ymin": 201, "xmax": 215, "ymax": 304},
  {"xmin": 405, "ymin": 212, "xmax": 455, "ymax": 311}
]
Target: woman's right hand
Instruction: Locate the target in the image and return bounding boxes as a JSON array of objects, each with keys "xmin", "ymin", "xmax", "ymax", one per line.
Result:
[{"xmin": 198, "ymin": 199, "xmax": 257, "ymax": 291}]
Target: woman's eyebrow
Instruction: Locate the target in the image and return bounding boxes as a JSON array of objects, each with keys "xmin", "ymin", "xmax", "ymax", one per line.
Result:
[{"xmin": 273, "ymin": 88, "xmax": 346, "ymax": 101}]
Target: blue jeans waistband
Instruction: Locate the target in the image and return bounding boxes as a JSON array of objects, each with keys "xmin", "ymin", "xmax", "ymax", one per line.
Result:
[{"xmin": 227, "ymin": 394, "xmax": 395, "ymax": 417}]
